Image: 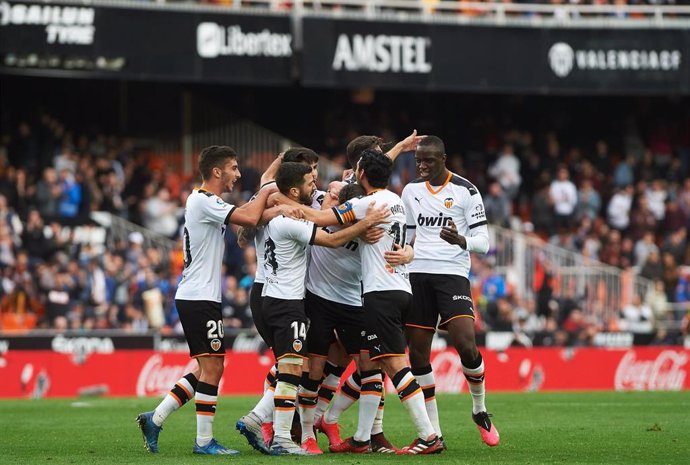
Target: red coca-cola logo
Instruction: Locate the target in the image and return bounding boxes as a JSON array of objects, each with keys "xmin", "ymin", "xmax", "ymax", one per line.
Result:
[
  {"xmin": 614, "ymin": 350, "xmax": 688, "ymax": 391},
  {"xmin": 136, "ymin": 355, "xmax": 198, "ymax": 397}
]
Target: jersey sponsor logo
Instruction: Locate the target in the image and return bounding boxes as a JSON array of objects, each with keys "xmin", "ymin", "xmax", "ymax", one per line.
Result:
[
  {"xmin": 210, "ymin": 339, "xmax": 222, "ymax": 352},
  {"xmin": 453, "ymin": 294, "xmax": 473, "ymax": 302},
  {"xmin": 417, "ymin": 212, "xmax": 454, "ymax": 228},
  {"xmin": 292, "ymin": 339, "xmax": 303, "ymax": 352},
  {"xmin": 367, "ymin": 334, "xmax": 378, "ymax": 341},
  {"xmin": 444, "ymin": 197, "xmax": 454, "ymax": 209},
  {"xmin": 471, "ymin": 204, "xmax": 486, "ymax": 220}
]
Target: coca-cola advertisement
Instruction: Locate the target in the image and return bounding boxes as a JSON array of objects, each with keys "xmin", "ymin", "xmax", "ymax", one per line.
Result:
[{"xmin": 0, "ymin": 347, "xmax": 688, "ymax": 398}]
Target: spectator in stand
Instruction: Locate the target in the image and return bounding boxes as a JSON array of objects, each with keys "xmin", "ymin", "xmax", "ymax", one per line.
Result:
[
  {"xmin": 620, "ymin": 294, "xmax": 654, "ymax": 334},
  {"xmin": 645, "ymin": 179, "xmax": 668, "ymax": 222},
  {"xmin": 489, "ymin": 143, "xmax": 522, "ymax": 200},
  {"xmin": 0, "ymin": 194, "xmax": 23, "ymax": 243},
  {"xmin": 663, "ymin": 198, "xmax": 687, "ymax": 233},
  {"xmin": 613, "ymin": 155, "xmax": 635, "ymax": 188},
  {"xmin": 678, "ymin": 178, "xmax": 690, "ymax": 217},
  {"xmin": 662, "ymin": 252, "xmax": 680, "ymax": 303},
  {"xmin": 549, "ymin": 166, "xmax": 578, "ymax": 230},
  {"xmin": 639, "ymin": 249, "xmax": 663, "ymax": 281},
  {"xmin": 22, "ymin": 209, "xmax": 56, "ymax": 263},
  {"xmin": 576, "ymin": 179, "xmax": 601, "ymax": 222},
  {"xmin": 628, "ymin": 196, "xmax": 657, "ymax": 241},
  {"xmin": 531, "ymin": 184, "xmax": 554, "ymax": 236},
  {"xmin": 634, "ymin": 231, "xmax": 658, "ymax": 267},
  {"xmin": 483, "ymin": 181, "xmax": 511, "ymax": 227},
  {"xmin": 676, "ymin": 270, "xmax": 690, "ymax": 319},
  {"xmin": 58, "ymin": 169, "xmax": 81, "ymax": 221},
  {"xmin": 607, "ymin": 185, "xmax": 634, "ymax": 231},
  {"xmin": 142, "ymin": 187, "xmax": 179, "ymax": 239},
  {"xmin": 34, "ymin": 167, "xmax": 62, "ymax": 221},
  {"xmin": 646, "ymin": 280, "xmax": 670, "ymax": 328},
  {"xmin": 662, "ymin": 229, "xmax": 687, "ymax": 265}
]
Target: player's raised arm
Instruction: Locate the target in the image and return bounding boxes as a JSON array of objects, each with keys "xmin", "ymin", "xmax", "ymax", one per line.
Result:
[
  {"xmin": 313, "ymin": 201, "xmax": 390, "ymax": 248},
  {"xmin": 385, "ymin": 129, "xmax": 425, "ymax": 162}
]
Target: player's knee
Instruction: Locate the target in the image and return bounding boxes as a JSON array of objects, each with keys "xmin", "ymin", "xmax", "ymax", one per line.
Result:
[
  {"xmin": 278, "ymin": 356, "xmax": 304, "ymax": 376},
  {"xmin": 408, "ymin": 345, "xmax": 431, "ymax": 368},
  {"xmin": 456, "ymin": 338, "xmax": 479, "ymax": 361}
]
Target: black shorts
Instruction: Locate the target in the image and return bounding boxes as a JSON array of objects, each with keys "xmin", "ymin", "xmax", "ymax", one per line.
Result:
[
  {"xmin": 305, "ymin": 290, "xmax": 365, "ymax": 357},
  {"xmin": 408, "ymin": 273, "xmax": 475, "ymax": 331},
  {"xmin": 262, "ymin": 296, "xmax": 309, "ymax": 360},
  {"xmin": 175, "ymin": 299, "xmax": 225, "ymax": 358},
  {"xmin": 362, "ymin": 291, "xmax": 411, "ymax": 361},
  {"xmin": 249, "ymin": 282, "xmax": 271, "ymax": 346}
]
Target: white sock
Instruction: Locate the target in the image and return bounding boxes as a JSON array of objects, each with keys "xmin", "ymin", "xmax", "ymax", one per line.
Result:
[
  {"xmin": 413, "ymin": 366, "xmax": 443, "ymax": 437},
  {"xmin": 394, "ymin": 369, "xmax": 435, "ymax": 440},
  {"xmin": 371, "ymin": 390, "xmax": 385, "ymax": 435},
  {"xmin": 353, "ymin": 371, "xmax": 382, "ymax": 443},
  {"xmin": 313, "ymin": 362, "xmax": 344, "ymax": 422},
  {"xmin": 195, "ymin": 382, "xmax": 218, "ymax": 447},
  {"xmin": 273, "ymin": 375, "xmax": 299, "ymax": 440},
  {"xmin": 298, "ymin": 378, "xmax": 320, "ymax": 442},
  {"xmin": 324, "ymin": 372, "xmax": 360, "ymax": 424},
  {"xmin": 153, "ymin": 373, "xmax": 197, "ymax": 426},
  {"xmin": 252, "ymin": 386, "xmax": 275, "ymax": 422},
  {"xmin": 463, "ymin": 357, "xmax": 486, "ymax": 415}
]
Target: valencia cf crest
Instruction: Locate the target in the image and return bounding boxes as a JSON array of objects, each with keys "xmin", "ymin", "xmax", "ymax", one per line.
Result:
[
  {"xmin": 385, "ymin": 263, "xmax": 395, "ymax": 274},
  {"xmin": 210, "ymin": 339, "xmax": 222, "ymax": 352},
  {"xmin": 293, "ymin": 339, "xmax": 303, "ymax": 352},
  {"xmin": 444, "ymin": 197, "xmax": 454, "ymax": 209}
]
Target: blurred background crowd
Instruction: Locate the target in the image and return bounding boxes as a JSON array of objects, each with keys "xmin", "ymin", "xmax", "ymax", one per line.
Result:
[{"xmin": 0, "ymin": 93, "xmax": 689, "ymax": 346}]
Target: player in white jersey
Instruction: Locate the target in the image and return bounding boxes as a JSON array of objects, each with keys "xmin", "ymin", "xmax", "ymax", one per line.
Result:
[
  {"xmin": 315, "ymin": 149, "xmax": 442, "ymax": 455},
  {"xmin": 237, "ymin": 147, "xmax": 342, "ymax": 453},
  {"xmin": 255, "ymin": 162, "xmax": 390, "ymax": 456},
  {"xmin": 136, "ymin": 146, "xmax": 289, "ymax": 456},
  {"xmin": 401, "ymin": 136, "xmax": 500, "ymax": 447}
]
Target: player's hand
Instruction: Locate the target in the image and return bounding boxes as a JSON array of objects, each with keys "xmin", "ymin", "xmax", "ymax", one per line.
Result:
[
  {"xmin": 363, "ymin": 201, "xmax": 390, "ymax": 227},
  {"xmin": 280, "ymin": 205, "xmax": 304, "ymax": 219},
  {"xmin": 360, "ymin": 226, "xmax": 384, "ymax": 244},
  {"xmin": 342, "ymin": 169, "xmax": 354, "ymax": 181},
  {"xmin": 326, "ymin": 181, "xmax": 346, "ymax": 201},
  {"xmin": 440, "ymin": 221, "xmax": 467, "ymax": 249},
  {"xmin": 398, "ymin": 129, "xmax": 426, "ymax": 152},
  {"xmin": 384, "ymin": 243, "xmax": 414, "ymax": 266}
]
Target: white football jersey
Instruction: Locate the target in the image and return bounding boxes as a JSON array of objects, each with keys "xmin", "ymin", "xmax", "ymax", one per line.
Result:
[
  {"xmin": 306, "ymin": 225, "xmax": 362, "ymax": 306},
  {"xmin": 176, "ymin": 189, "xmax": 236, "ymax": 302},
  {"xmin": 339, "ymin": 189, "xmax": 411, "ymax": 295},
  {"xmin": 262, "ymin": 215, "xmax": 317, "ymax": 300},
  {"xmin": 253, "ymin": 187, "xmax": 324, "ymax": 285},
  {"xmin": 402, "ymin": 173, "xmax": 489, "ymax": 278}
]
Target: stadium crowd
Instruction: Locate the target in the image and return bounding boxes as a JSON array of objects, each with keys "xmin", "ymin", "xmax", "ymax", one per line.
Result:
[{"xmin": 0, "ymin": 107, "xmax": 688, "ymax": 346}]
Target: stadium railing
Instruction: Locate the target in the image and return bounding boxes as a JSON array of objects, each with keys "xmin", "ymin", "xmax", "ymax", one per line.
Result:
[
  {"xmin": 490, "ymin": 224, "xmax": 658, "ymax": 327},
  {"xmin": 46, "ymin": 0, "xmax": 690, "ymax": 25}
]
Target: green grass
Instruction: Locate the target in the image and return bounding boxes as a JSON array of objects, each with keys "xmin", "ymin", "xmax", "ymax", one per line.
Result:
[{"xmin": 1, "ymin": 392, "xmax": 688, "ymax": 464}]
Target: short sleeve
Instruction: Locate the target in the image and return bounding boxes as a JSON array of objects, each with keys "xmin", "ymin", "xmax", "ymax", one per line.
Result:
[
  {"xmin": 198, "ymin": 192, "xmax": 236, "ymax": 225},
  {"xmin": 401, "ymin": 187, "xmax": 416, "ymax": 229},
  {"xmin": 465, "ymin": 192, "xmax": 488, "ymax": 230},
  {"xmin": 284, "ymin": 218, "xmax": 318, "ymax": 246},
  {"xmin": 331, "ymin": 196, "xmax": 368, "ymax": 224}
]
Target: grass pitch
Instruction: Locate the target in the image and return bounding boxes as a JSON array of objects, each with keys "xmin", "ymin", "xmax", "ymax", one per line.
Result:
[{"xmin": 0, "ymin": 392, "xmax": 687, "ymax": 465}]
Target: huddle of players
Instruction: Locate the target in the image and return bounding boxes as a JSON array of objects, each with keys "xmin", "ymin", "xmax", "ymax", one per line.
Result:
[{"xmin": 136, "ymin": 132, "xmax": 500, "ymax": 456}]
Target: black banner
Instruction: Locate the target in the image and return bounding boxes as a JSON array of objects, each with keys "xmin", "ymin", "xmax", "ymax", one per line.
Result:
[
  {"xmin": 301, "ymin": 16, "xmax": 690, "ymax": 94},
  {"xmin": 0, "ymin": 1, "xmax": 293, "ymax": 84}
]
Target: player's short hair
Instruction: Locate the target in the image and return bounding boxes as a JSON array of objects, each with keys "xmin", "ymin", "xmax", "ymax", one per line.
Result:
[
  {"xmin": 346, "ymin": 135, "xmax": 383, "ymax": 169},
  {"xmin": 338, "ymin": 183, "xmax": 366, "ymax": 204},
  {"xmin": 276, "ymin": 162, "xmax": 311, "ymax": 195},
  {"xmin": 417, "ymin": 135, "xmax": 445, "ymax": 156},
  {"xmin": 358, "ymin": 149, "xmax": 392, "ymax": 189},
  {"xmin": 198, "ymin": 146, "xmax": 237, "ymax": 181},
  {"xmin": 283, "ymin": 147, "xmax": 319, "ymax": 164}
]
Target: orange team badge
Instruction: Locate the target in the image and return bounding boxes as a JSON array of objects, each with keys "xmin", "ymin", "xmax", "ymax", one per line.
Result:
[
  {"xmin": 444, "ymin": 197, "xmax": 454, "ymax": 209},
  {"xmin": 210, "ymin": 339, "xmax": 221, "ymax": 351},
  {"xmin": 292, "ymin": 340, "xmax": 303, "ymax": 352}
]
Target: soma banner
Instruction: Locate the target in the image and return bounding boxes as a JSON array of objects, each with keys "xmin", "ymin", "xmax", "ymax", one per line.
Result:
[
  {"xmin": 301, "ymin": 16, "xmax": 690, "ymax": 94},
  {"xmin": 0, "ymin": 1, "xmax": 293, "ymax": 84}
]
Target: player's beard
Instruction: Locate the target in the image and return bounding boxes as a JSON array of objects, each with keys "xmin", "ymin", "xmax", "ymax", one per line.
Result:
[{"xmin": 299, "ymin": 190, "xmax": 312, "ymax": 205}]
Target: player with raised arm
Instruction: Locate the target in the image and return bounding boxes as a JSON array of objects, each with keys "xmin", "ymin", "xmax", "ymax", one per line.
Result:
[
  {"xmin": 136, "ymin": 146, "xmax": 288, "ymax": 455},
  {"xmin": 254, "ymin": 162, "xmax": 390, "ymax": 455},
  {"xmin": 316, "ymin": 149, "xmax": 441, "ymax": 455},
  {"xmin": 401, "ymin": 136, "xmax": 499, "ymax": 447}
]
